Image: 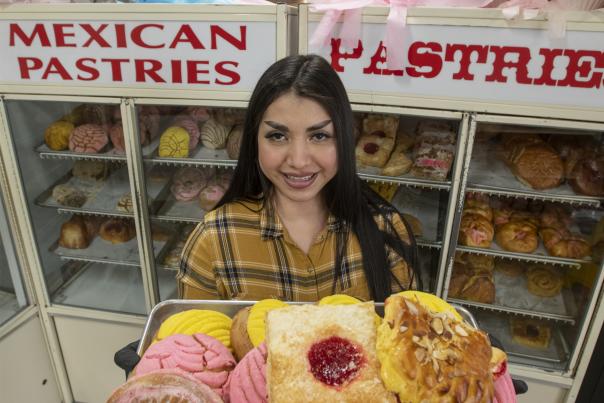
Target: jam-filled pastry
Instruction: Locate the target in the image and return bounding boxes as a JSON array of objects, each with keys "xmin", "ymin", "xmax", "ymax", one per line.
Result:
[
  {"xmin": 526, "ymin": 265, "xmax": 563, "ymax": 297},
  {"xmin": 44, "ymin": 121, "xmax": 74, "ymax": 151},
  {"xmin": 159, "ymin": 126, "xmax": 190, "ymax": 158},
  {"xmin": 356, "ymin": 115, "xmax": 398, "ymax": 168},
  {"xmin": 458, "ymin": 213, "xmax": 494, "ymax": 248},
  {"xmin": 495, "ymin": 221, "xmax": 539, "ymax": 253},
  {"xmin": 381, "ymin": 135, "xmax": 413, "ymax": 177},
  {"xmin": 510, "ymin": 318, "xmax": 551, "ymax": 349},
  {"xmin": 69, "ymin": 124, "xmax": 109, "ymax": 154},
  {"xmin": 266, "ymin": 303, "xmax": 395, "ymax": 403},
  {"xmin": 377, "ymin": 294, "xmax": 494, "ymax": 402},
  {"xmin": 201, "ymin": 118, "xmax": 231, "ymax": 150}
]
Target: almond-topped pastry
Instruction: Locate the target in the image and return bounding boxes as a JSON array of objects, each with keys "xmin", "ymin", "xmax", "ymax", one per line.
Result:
[
  {"xmin": 265, "ymin": 303, "xmax": 395, "ymax": 403},
  {"xmin": 377, "ymin": 294, "xmax": 495, "ymax": 403}
]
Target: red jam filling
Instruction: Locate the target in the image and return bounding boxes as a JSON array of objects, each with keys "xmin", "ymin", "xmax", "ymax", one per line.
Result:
[
  {"xmin": 363, "ymin": 143, "xmax": 379, "ymax": 154},
  {"xmin": 307, "ymin": 336, "xmax": 365, "ymax": 387},
  {"xmin": 371, "ymin": 130, "xmax": 386, "ymax": 138}
]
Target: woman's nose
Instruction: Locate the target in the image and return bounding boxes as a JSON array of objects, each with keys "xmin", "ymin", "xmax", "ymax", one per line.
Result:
[{"xmin": 286, "ymin": 138, "xmax": 311, "ymax": 168}]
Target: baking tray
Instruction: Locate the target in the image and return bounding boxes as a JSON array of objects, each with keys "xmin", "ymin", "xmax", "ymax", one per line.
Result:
[{"xmin": 137, "ymin": 299, "xmax": 478, "ymax": 356}]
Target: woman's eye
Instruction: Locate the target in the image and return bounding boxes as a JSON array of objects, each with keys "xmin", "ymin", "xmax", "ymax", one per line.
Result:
[
  {"xmin": 265, "ymin": 132, "xmax": 286, "ymax": 142},
  {"xmin": 311, "ymin": 132, "xmax": 332, "ymax": 142}
]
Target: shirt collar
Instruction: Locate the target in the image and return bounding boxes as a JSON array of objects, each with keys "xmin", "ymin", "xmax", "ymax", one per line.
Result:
[{"xmin": 259, "ymin": 202, "xmax": 346, "ymax": 240}]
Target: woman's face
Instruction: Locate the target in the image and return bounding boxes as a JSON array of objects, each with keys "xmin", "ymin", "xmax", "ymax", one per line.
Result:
[{"xmin": 258, "ymin": 92, "xmax": 338, "ymax": 208}]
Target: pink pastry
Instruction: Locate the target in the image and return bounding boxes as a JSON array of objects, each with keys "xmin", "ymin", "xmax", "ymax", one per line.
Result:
[
  {"xmin": 109, "ymin": 124, "xmax": 126, "ymax": 154},
  {"xmin": 139, "ymin": 105, "xmax": 161, "ymax": 142},
  {"xmin": 186, "ymin": 106, "xmax": 211, "ymax": 123},
  {"xmin": 174, "ymin": 116, "xmax": 201, "ymax": 149},
  {"xmin": 492, "ymin": 347, "xmax": 517, "ymax": 403},
  {"xmin": 135, "ymin": 333, "xmax": 235, "ymax": 400},
  {"xmin": 228, "ymin": 343, "xmax": 268, "ymax": 403},
  {"xmin": 199, "ymin": 184, "xmax": 226, "ymax": 211},
  {"xmin": 108, "ymin": 368, "xmax": 223, "ymax": 403},
  {"xmin": 69, "ymin": 124, "xmax": 108, "ymax": 153},
  {"xmin": 171, "ymin": 167, "xmax": 207, "ymax": 202}
]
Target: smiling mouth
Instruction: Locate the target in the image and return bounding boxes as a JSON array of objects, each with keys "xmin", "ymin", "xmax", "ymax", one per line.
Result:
[{"xmin": 284, "ymin": 173, "xmax": 317, "ymax": 181}]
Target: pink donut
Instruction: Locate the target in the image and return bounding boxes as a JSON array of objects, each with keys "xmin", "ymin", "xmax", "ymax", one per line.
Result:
[{"xmin": 171, "ymin": 167, "xmax": 207, "ymax": 201}]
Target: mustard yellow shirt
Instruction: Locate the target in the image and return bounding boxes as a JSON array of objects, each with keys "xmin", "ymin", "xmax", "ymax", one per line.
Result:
[{"xmin": 177, "ymin": 199, "xmax": 414, "ymax": 301}]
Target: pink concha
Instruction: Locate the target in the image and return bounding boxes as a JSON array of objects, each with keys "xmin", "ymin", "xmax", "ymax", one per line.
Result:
[
  {"xmin": 228, "ymin": 343, "xmax": 268, "ymax": 403},
  {"xmin": 109, "ymin": 124, "xmax": 125, "ymax": 153},
  {"xmin": 174, "ymin": 117, "xmax": 201, "ymax": 149},
  {"xmin": 134, "ymin": 333, "xmax": 236, "ymax": 401}
]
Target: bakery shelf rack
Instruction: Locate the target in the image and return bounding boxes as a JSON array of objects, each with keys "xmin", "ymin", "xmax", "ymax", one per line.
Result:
[
  {"xmin": 358, "ymin": 170, "xmax": 452, "ymax": 191},
  {"xmin": 455, "ymin": 245, "xmax": 587, "ymax": 269}
]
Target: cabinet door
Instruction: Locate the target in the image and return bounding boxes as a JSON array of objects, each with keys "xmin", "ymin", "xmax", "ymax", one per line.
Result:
[
  {"xmin": 353, "ymin": 111, "xmax": 464, "ymax": 293},
  {"xmin": 4, "ymin": 100, "xmax": 148, "ymax": 315},
  {"xmin": 447, "ymin": 118, "xmax": 604, "ymax": 373},
  {"xmin": 135, "ymin": 103, "xmax": 245, "ymax": 301},
  {"xmin": 0, "ymin": 188, "xmax": 28, "ymax": 326}
]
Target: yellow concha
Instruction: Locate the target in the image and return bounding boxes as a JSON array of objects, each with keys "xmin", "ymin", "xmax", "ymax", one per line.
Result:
[
  {"xmin": 155, "ymin": 309, "xmax": 232, "ymax": 349},
  {"xmin": 396, "ymin": 290, "xmax": 462, "ymax": 321},
  {"xmin": 318, "ymin": 294, "xmax": 361, "ymax": 305},
  {"xmin": 247, "ymin": 299, "xmax": 288, "ymax": 347}
]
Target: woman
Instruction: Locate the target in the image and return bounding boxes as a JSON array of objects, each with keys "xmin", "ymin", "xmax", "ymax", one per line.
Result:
[{"xmin": 177, "ymin": 54, "xmax": 419, "ymax": 302}]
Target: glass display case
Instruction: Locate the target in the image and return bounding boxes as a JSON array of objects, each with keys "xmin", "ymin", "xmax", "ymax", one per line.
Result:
[
  {"xmin": 3, "ymin": 99, "xmax": 154, "ymax": 315},
  {"xmin": 0, "ymin": 187, "xmax": 28, "ymax": 326},
  {"xmin": 445, "ymin": 119, "xmax": 604, "ymax": 373}
]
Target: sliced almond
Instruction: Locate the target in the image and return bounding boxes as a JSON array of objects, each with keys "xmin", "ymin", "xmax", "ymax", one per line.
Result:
[
  {"xmin": 399, "ymin": 325, "xmax": 408, "ymax": 333},
  {"xmin": 432, "ymin": 358, "xmax": 440, "ymax": 373},
  {"xmin": 432, "ymin": 349, "xmax": 448, "ymax": 361},
  {"xmin": 455, "ymin": 324, "xmax": 468, "ymax": 337},
  {"xmin": 430, "ymin": 318, "xmax": 444, "ymax": 335},
  {"xmin": 405, "ymin": 299, "xmax": 419, "ymax": 315},
  {"xmin": 415, "ymin": 348, "xmax": 427, "ymax": 362}
]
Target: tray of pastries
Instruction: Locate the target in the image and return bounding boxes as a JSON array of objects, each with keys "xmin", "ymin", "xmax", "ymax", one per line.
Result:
[{"xmin": 108, "ymin": 292, "xmax": 520, "ymax": 403}]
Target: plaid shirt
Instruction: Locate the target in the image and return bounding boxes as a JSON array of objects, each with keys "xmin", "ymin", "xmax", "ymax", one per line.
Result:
[{"xmin": 177, "ymin": 199, "xmax": 414, "ymax": 301}]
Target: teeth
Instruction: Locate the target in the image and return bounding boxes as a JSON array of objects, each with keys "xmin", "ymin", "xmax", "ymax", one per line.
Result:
[{"xmin": 286, "ymin": 174, "xmax": 313, "ymax": 181}]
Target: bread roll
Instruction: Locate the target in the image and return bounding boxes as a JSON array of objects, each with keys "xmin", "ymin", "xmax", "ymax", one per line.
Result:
[
  {"xmin": 99, "ymin": 218, "xmax": 136, "ymax": 244},
  {"xmin": 52, "ymin": 184, "xmax": 87, "ymax": 208},
  {"xmin": 58, "ymin": 215, "xmax": 96, "ymax": 249},
  {"xmin": 506, "ymin": 143, "xmax": 564, "ymax": 190}
]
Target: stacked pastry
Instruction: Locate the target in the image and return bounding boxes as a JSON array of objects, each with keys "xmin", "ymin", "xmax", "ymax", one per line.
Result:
[
  {"xmin": 538, "ymin": 204, "xmax": 591, "ymax": 259},
  {"xmin": 449, "ymin": 253, "xmax": 496, "ymax": 304},
  {"xmin": 493, "ymin": 202, "xmax": 539, "ymax": 254},
  {"xmin": 109, "ymin": 294, "xmax": 517, "ymax": 402},
  {"xmin": 458, "ymin": 193, "xmax": 494, "ymax": 248},
  {"xmin": 411, "ymin": 120, "xmax": 456, "ymax": 181}
]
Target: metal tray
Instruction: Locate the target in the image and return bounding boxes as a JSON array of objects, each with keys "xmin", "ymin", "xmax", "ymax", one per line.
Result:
[{"xmin": 137, "ymin": 299, "xmax": 478, "ymax": 356}]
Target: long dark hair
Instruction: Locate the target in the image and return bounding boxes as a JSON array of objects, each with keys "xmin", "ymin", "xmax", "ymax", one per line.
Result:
[{"xmin": 217, "ymin": 54, "xmax": 419, "ymax": 301}]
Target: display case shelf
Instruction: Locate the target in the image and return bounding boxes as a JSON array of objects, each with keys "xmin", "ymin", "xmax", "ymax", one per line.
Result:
[
  {"xmin": 448, "ymin": 298, "xmax": 575, "ymax": 325},
  {"xmin": 467, "ymin": 147, "xmax": 602, "ymax": 208},
  {"xmin": 35, "ymin": 165, "xmax": 169, "ymax": 217},
  {"xmin": 358, "ymin": 171, "xmax": 452, "ymax": 190},
  {"xmin": 145, "ymin": 145, "xmax": 237, "ymax": 168},
  {"xmin": 456, "ymin": 245, "xmax": 588, "ymax": 269},
  {"xmin": 36, "ymin": 138, "xmax": 160, "ymax": 162},
  {"xmin": 50, "ymin": 237, "xmax": 169, "ymax": 268}
]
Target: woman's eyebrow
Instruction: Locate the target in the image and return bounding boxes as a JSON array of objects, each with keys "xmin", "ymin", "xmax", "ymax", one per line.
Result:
[
  {"xmin": 264, "ymin": 121, "xmax": 289, "ymax": 132},
  {"xmin": 306, "ymin": 119, "xmax": 332, "ymax": 132}
]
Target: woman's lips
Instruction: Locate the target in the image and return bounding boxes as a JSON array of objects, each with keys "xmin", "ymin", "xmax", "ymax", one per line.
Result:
[{"xmin": 282, "ymin": 173, "xmax": 318, "ymax": 189}]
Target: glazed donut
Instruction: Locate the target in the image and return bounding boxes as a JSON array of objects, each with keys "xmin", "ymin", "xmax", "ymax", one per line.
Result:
[
  {"xmin": 495, "ymin": 222, "xmax": 539, "ymax": 253},
  {"xmin": 458, "ymin": 213, "xmax": 494, "ymax": 248},
  {"xmin": 526, "ymin": 265, "xmax": 563, "ymax": 297},
  {"xmin": 568, "ymin": 158, "xmax": 604, "ymax": 197}
]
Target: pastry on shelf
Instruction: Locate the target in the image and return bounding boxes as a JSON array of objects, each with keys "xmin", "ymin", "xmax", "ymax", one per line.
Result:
[
  {"xmin": 170, "ymin": 167, "xmax": 208, "ymax": 202},
  {"xmin": 464, "ymin": 193, "xmax": 493, "ymax": 222},
  {"xmin": 158, "ymin": 126, "xmax": 190, "ymax": 158},
  {"xmin": 401, "ymin": 213, "xmax": 423, "ymax": 238},
  {"xmin": 44, "ymin": 121, "xmax": 74, "ymax": 151},
  {"xmin": 99, "ymin": 218, "xmax": 136, "ymax": 244},
  {"xmin": 448, "ymin": 262, "xmax": 495, "ymax": 304},
  {"xmin": 463, "ymin": 253, "xmax": 495, "ymax": 273},
  {"xmin": 108, "ymin": 124, "xmax": 126, "ymax": 154},
  {"xmin": 495, "ymin": 258, "xmax": 523, "ymax": 277},
  {"xmin": 71, "ymin": 160, "xmax": 108, "ymax": 182},
  {"xmin": 200, "ymin": 118, "xmax": 231, "ymax": 150},
  {"xmin": 568, "ymin": 157, "xmax": 604, "ymax": 197},
  {"xmin": 355, "ymin": 114, "xmax": 398, "ymax": 168},
  {"xmin": 212, "ymin": 108, "xmax": 246, "ymax": 127},
  {"xmin": 510, "ymin": 318, "xmax": 551, "ymax": 349},
  {"xmin": 368, "ymin": 182, "xmax": 399, "ymax": 202},
  {"xmin": 458, "ymin": 213, "xmax": 494, "ymax": 248},
  {"xmin": 539, "ymin": 227, "xmax": 591, "ymax": 259},
  {"xmin": 377, "ymin": 294, "xmax": 494, "ymax": 402},
  {"xmin": 226, "ymin": 125, "xmax": 243, "ymax": 160},
  {"xmin": 526, "ymin": 265, "xmax": 563, "ymax": 297},
  {"xmin": 185, "ymin": 106, "xmax": 211, "ymax": 124},
  {"xmin": 504, "ymin": 140, "xmax": 564, "ymax": 190},
  {"xmin": 495, "ymin": 221, "xmax": 539, "ymax": 253},
  {"xmin": 199, "ymin": 183, "xmax": 226, "ymax": 211},
  {"xmin": 81, "ymin": 104, "xmax": 113, "ymax": 126},
  {"xmin": 52, "ymin": 184, "xmax": 87, "ymax": 208},
  {"xmin": 58, "ymin": 215, "xmax": 98, "ymax": 249},
  {"xmin": 539, "ymin": 204, "xmax": 572, "ymax": 232},
  {"xmin": 411, "ymin": 125, "xmax": 456, "ymax": 181},
  {"xmin": 173, "ymin": 116, "xmax": 201, "ymax": 150},
  {"xmin": 266, "ymin": 303, "xmax": 395, "ymax": 403},
  {"xmin": 69, "ymin": 124, "xmax": 109, "ymax": 154},
  {"xmin": 116, "ymin": 192, "xmax": 134, "ymax": 213}
]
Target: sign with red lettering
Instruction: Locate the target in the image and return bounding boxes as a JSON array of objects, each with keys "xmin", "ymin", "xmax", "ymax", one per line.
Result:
[
  {"xmin": 0, "ymin": 20, "xmax": 276, "ymax": 90},
  {"xmin": 308, "ymin": 22, "xmax": 604, "ymax": 110}
]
